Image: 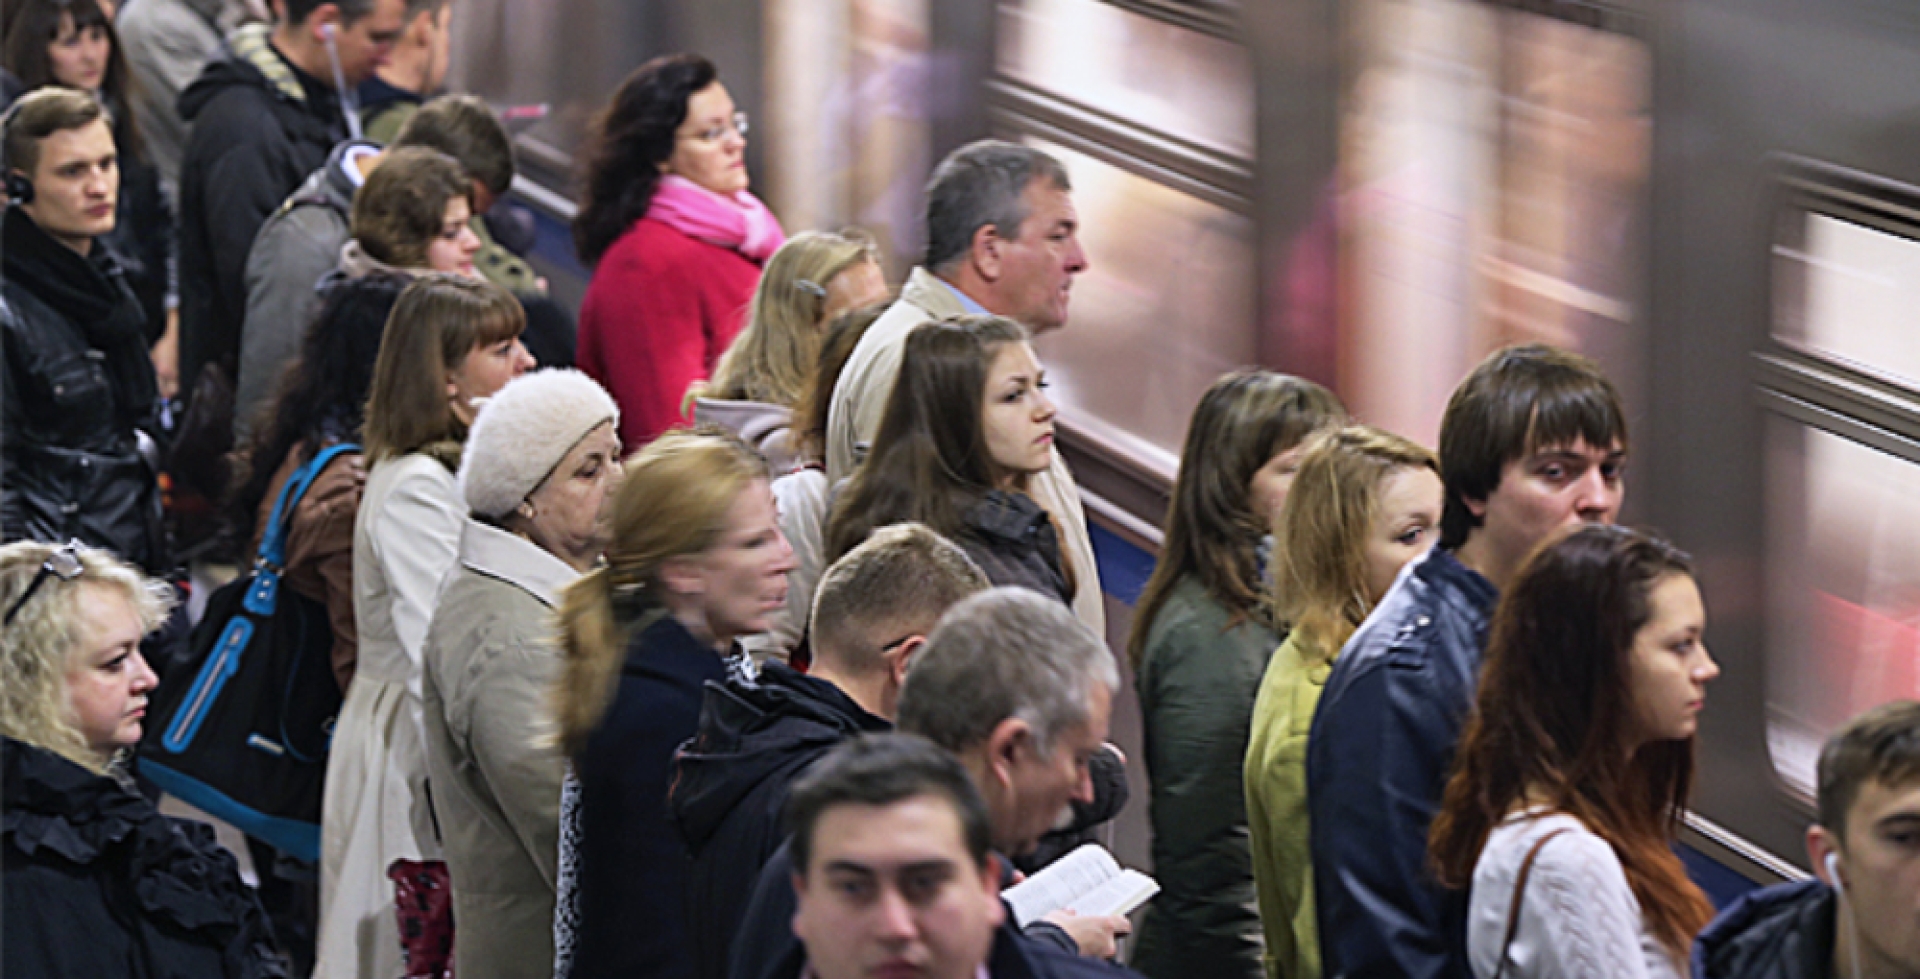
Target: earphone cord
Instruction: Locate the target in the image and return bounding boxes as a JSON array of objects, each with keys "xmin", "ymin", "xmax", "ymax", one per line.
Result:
[{"xmin": 321, "ymin": 26, "xmax": 364, "ymax": 142}]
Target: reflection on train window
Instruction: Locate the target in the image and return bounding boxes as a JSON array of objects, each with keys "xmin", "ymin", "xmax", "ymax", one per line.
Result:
[
  {"xmin": 1772, "ymin": 213, "xmax": 1920, "ymax": 390},
  {"xmin": 996, "ymin": 0, "xmax": 1253, "ymax": 159},
  {"xmin": 1338, "ymin": 0, "xmax": 1650, "ymax": 446},
  {"xmin": 1764, "ymin": 420, "xmax": 1920, "ymax": 799},
  {"xmin": 1022, "ymin": 139, "xmax": 1254, "ymax": 470}
]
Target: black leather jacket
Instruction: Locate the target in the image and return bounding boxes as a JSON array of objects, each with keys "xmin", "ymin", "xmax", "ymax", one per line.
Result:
[
  {"xmin": 1, "ymin": 208, "xmax": 166, "ymax": 571},
  {"xmin": 1306, "ymin": 546, "xmax": 1498, "ymax": 979}
]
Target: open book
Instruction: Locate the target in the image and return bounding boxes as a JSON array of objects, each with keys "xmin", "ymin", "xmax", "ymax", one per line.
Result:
[{"xmin": 1002, "ymin": 844, "xmax": 1160, "ymax": 927}]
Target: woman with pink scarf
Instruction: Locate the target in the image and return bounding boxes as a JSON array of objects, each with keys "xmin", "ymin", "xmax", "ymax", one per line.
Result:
[{"xmin": 574, "ymin": 53, "xmax": 787, "ymax": 450}]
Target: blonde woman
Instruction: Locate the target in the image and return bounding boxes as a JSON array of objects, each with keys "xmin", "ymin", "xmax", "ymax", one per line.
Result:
[
  {"xmin": 0, "ymin": 541, "xmax": 280, "ymax": 976},
  {"xmin": 553, "ymin": 428, "xmax": 795, "ymax": 978},
  {"xmin": 692, "ymin": 229, "xmax": 887, "ymax": 474},
  {"xmin": 1244, "ymin": 425, "xmax": 1443, "ymax": 979},
  {"xmin": 315, "ymin": 276, "xmax": 534, "ymax": 979}
]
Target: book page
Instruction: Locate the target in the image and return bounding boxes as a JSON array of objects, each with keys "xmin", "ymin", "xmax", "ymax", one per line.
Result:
[{"xmin": 1004, "ymin": 844, "xmax": 1157, "ymax": 926}]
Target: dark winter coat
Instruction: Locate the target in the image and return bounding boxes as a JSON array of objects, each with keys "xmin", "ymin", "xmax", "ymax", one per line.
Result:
[
  {"xmin": 175, "ymin": 24, "xmax": 344, "ymax": 392},
  {"xmin": 1691, "ymin": 879, "xmax": 1834, "ymax": 979},
  {"xmin": 1307, "ymin": 546, "xmax": 1498, "ymax": 979},
  {"xmin": 958, "ymin": 489, "xmax": 1073, "ymax": 607},
  {"xmin": 2, "ymin": 738, "xmax": 286, "ymax": 978},
  {"xmin": 1, "ymin": 207, "xmax": 166, "ymax": 571},
  {"xmin": 572, "ymin": 613, "xmax": 730, "ymax": 979},
  {"xmin": 670, "ymin": 662, "xmax": 892, "ymax": 979}
]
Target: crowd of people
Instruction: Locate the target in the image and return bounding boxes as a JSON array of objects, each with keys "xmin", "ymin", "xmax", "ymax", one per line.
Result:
[{"xmin": 1, "ymin": 6, "xmax": 1917, "ymax": 979}]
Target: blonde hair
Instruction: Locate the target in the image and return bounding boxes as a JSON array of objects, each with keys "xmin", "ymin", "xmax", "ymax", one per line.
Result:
[
  {"xmin": 703, "ymin": 230, "xmax": 879, "ymax": 408},
  {"xmin": 552, "ymin": 428, "xmax": 767, "ymax": 755},
  {"xmin": 362, "ymin": 274, "xmax": 525, "ymax": 462},
  {"xmin": 0, "ymin": 541, "xmax": 172, "ymax": 773},
  {"xmin": 1272, "ymin": 424, "xmax": 1437, "ymax": 666}
]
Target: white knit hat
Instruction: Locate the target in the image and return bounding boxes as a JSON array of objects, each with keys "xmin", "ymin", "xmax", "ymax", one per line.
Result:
[{"xmin": 459, "ymin": 369, "xmax": 620, "ymax": 519}]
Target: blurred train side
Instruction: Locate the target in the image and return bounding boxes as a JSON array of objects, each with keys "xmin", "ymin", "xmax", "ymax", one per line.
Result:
[{"xmin": 450, "ymin": 0, "xmax": 1920, "ymax": 885}]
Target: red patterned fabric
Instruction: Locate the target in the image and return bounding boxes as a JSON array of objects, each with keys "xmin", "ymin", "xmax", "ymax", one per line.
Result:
[{"xmin": 388, "ymin": 859, "xmax": 455, "ymax": 979}]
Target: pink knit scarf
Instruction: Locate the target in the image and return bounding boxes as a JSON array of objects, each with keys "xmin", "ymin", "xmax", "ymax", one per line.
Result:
[{"xmin": 646, "ymin": 174, "xmax": 787, "ymax": 264}]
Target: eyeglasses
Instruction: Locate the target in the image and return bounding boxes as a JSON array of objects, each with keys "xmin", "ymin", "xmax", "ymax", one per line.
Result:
[
  {"xmin": 4, "ymin": 541, "xmax": 85, "ymax": 626},
  {"xmin": 679, "ymin": 111, "xmax": 749, "ymax": 145}
]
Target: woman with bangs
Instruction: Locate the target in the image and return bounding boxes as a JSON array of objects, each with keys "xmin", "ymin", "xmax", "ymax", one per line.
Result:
[
  {"xmin": 551, "ymin": 427, "xmax": 795, "ymax": 978},
  {"xmin": 1, "ymin": 540, "xmax": 281, "ymax": 976},
  {"xmin": 1429, "ymin": 525, "xmax": 1720, "ymax": 978},
  {"xmin": 1244, "ymin": 424, "xmax": 1442, "ymax": 979},
  {"xmin": 316, "ymin": 275, "xmax": 534, "ymax": 979},
  {"xmin": 824, "ymin": 315, "xmax": 1068, "ymax": 603},
  {"xmin": 1127, "ymin": 370, "xmax": 1344, "ymax": 979}
]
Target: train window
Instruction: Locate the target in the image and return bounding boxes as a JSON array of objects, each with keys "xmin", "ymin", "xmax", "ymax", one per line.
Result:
[
  {"xmin": 1763, "ymin": 419, "xmax": 1920, "ymax": 799},
  {"xmin": 1337, "ymin": 0, "xmax": 1650, "ymax": 446},
  {"xmin": 1022, "ymin": 138, "xmax": 1255, "ymax": 468},
  {"xmin": 1772, "ymin": 213, "xmax": 1920, "ymax": 391},
  {"xmin": 996, "ymin": 0, "xmax": 1253, "ymax": 159}
]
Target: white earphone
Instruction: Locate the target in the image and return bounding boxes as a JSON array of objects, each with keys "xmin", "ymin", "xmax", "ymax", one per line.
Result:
[{"xmin": 1826, "ymin": 851, "xmax": 1844, "ymax": 892}]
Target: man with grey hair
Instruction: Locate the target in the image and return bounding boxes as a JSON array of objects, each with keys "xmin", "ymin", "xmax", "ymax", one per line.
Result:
[
  {"xmin": 673, "ymin": 524, "xmax": 991, "ymax": 979},
  {"xmin": 727, "ymin": 588, "xmax": 1132, "ymax": 979},
  {"xmin": 823, "ymin": 140, "xmax": 1105, "ymax": 636}
]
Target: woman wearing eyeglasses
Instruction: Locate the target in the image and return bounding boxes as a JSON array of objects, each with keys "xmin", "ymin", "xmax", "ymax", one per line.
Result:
[
  {"xmin": 573, "ymin": 52, "xmax": 786, "ymax": 451},
  {"xmin": 0, "ymin": 540, "xmax": 283, "ymax": 977}
]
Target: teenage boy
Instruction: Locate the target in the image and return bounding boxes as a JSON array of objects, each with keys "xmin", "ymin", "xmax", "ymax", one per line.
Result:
[{"xmin": 1308, "ymin": 343, "xmax": 1628, "ymax": 979}]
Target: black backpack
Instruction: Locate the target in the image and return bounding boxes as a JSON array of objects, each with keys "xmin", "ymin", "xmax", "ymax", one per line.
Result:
[{"xmin": 140, "ymin": 443, "xmax": 358, "ymax": 861}]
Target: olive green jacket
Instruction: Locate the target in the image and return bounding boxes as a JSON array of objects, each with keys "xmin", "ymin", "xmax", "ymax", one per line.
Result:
[
  {"xmin": 1131, "ymin": 575, "xmax": 1275, "ymax": 979},
  {"xmin": 1245, "ymin": 627, "xmax": 1335, "ymax": 979}
]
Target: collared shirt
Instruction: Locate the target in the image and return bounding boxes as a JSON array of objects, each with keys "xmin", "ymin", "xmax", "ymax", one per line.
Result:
[{"xmin": 932, "ymin": 273, "xmax": 993, "ymax": 317}]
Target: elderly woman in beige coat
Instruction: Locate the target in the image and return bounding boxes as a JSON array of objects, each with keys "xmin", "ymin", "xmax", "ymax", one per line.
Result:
[{"xmin": 421, "ymin": 369, "xmax": 623, "ymax": 979}]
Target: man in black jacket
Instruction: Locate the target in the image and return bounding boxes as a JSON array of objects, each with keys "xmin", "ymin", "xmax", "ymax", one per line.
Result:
[
  {"xmin": 174, "ymin": 0, "xmax": 404, "ymax": 397},
  {"xmin": 1694, "ymin": 700, "xmax": 1920, "ymax": 979},
  {"xmin": 1, "ymin": 89, "xmax": 165, "ymax": 572},
  {"xmin": 785, "ymin": 733, "xmax": 1138, "ymax": 979},
  {"xmin": 674, "ymin": 524, "xmax": 991, "ymax": 979},
  {"xmin": 729, "ymin": 588, "xmax": 1134, "ymax": 979}
]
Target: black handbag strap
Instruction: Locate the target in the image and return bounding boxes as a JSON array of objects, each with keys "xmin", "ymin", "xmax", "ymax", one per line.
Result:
[{"xmin": 1491, "ymin": 826, "xmax": 1572, "ymax": 979}]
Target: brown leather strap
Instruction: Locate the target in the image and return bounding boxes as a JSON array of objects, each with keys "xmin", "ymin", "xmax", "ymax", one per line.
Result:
[{"xmin": 1491, "ymin": 827, "xmax": 1572, "ymax": 979}]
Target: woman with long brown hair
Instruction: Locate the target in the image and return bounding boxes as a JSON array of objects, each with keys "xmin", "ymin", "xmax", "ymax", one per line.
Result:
[
  {"xmin": 1429, "ymin": 524, "xmax": 1721, "ymax": 978},
  {"xmin": 1126, "ymin": 370, "xmax": 1343, "ymax": 979}
]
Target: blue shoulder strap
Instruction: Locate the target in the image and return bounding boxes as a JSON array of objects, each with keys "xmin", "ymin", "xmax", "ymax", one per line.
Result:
[{"xmin": 258, "ymin": 442, "xmax": 360, "ymax": 569}]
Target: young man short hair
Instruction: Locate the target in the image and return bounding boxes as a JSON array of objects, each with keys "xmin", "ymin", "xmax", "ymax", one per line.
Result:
[
  {"xmin": 2, "ymin": 88, "xmax": 167, "ymax": 572},
  {"xmin": 1308, "ymin": 343, "xmax": 1627, "ymax": 979},
  {"xmin": 1695, "ymin": 700, "xmax": 1920, "ymax": 979}
]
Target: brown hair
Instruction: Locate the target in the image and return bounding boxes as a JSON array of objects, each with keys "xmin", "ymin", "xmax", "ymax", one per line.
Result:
[
  {"xmin": 1271, "ymin": 424, "xmax": 1437, "ymax": 666},
  {"xmin": 351, "ymin": 145, "xmax": 473, "ymax": 269},
  {"xmin": 2, "ymin": 0, "xmax": 139, "ymax": 158},
  {"xmin": 1, "ymin": 85, "xmax": 106, "ymax": 177},
  {"xmin": 1817, "ymin": 699, "xmax": 1920, "ymax": 844},
  {"xmin": 810, "ymin": 523, "xmax": 990, "ymax": 677},
  {"xmin": 1429, "ymin": 524, "xmax": 1713, "ymax": 962},
  {"xmin": 791, "ymin": 299, "xmax": 889, "ymax": 464},
  {"xmin": 1127, "ymin": 370, "xmax": 1344, "ymax": 670},
  {"xmin": 362, "ymin": 275, "xmax": 524, "ymax": 461},
  {"xmin": 552, "ymin": 428, "xmax": 766, "ymax": 755},
  {"xmin": 825, "ymin": 316, "xmax": 1031, "ymax": 564},
  {"xmin": 1438, "ymin": 344, "xmax": 1627, "ymax": 549},
  {"xmin": 393, "ymin": 94, "xmax": 515, "ymax": 199}
]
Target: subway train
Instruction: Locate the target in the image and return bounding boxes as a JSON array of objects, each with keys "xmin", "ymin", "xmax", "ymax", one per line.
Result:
[{"xmin": 448, "ymin": 0, "xmax": 1920, "ymax": 893}]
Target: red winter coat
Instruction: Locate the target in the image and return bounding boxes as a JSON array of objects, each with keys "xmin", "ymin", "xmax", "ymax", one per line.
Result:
[{"xmin": 577, "ymin": 217, "xmax": 762, "ymax": 450}]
